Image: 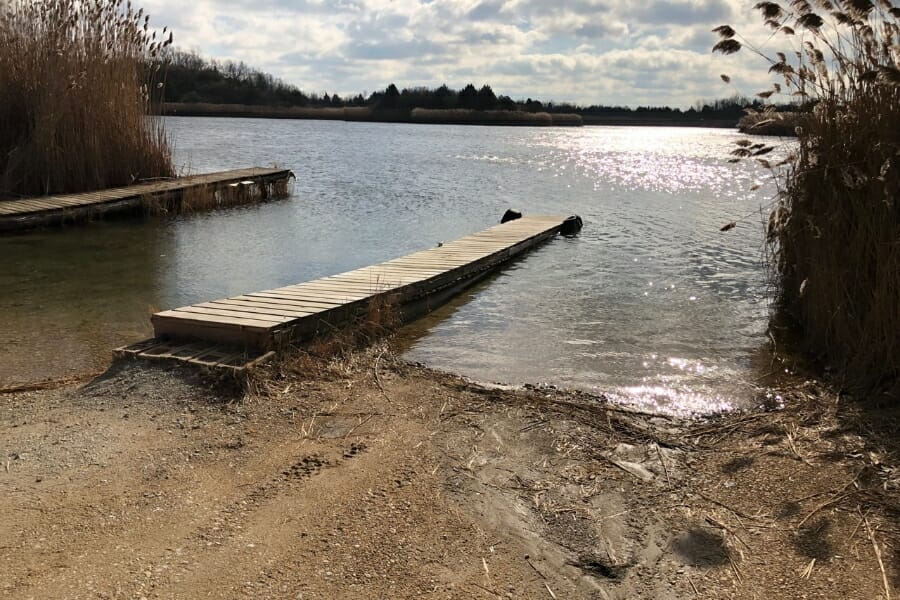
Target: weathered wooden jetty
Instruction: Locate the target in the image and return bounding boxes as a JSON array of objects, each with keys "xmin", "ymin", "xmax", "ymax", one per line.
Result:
[
  {"xmin": 0, "ymin": 167, "xmax": 294, "ymax": 231},
  {"xmin": 117, "ymin": 215, "xmax": 576, "ymax": 371}
]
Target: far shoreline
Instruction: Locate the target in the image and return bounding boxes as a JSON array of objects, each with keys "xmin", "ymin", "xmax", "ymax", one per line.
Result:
[{"xmin": 160, "ymin": 102, "xmax": 739, "ymax": 129}]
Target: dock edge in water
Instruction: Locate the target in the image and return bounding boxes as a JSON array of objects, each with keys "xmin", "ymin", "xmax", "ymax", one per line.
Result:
[
  {"xmin": 116, "ymin": 214, "xmax": 579, "ymax": 372},
  {"xmin": 0, "ymin": 167, "xmax": 295, "ymax": 232}
]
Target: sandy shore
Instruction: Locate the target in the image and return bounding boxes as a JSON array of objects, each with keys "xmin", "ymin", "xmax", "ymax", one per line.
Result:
[{"xmin": 1, "ymin": 345, "xmax": 897, "ymax": 599}]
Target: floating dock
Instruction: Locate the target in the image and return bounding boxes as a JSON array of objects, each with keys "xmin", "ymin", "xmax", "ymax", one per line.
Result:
[
  {"xmin": 117, "ymin": 215, "xmax": 572, "ymax": 371},
  {"xmin": 0, "ymin": 167, "xmax": 294, "ymax": 231}
]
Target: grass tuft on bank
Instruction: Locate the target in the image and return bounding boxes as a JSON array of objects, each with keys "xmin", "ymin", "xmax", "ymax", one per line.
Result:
[
  {"xmin": 715, "ymin": 1, "xmax": 900, "ymax": 395},
  {"xmin": 0, "ymin": 0, "xmax": 174, "ymax": 198}
]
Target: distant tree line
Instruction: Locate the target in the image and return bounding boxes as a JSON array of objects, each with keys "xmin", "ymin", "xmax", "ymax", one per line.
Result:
[
  {"xmin": 162, "ymin": 50, "xmax": 316, "ymax": 106},
  {"xmin": 160, "ymin": 50, "xmax": 794, "ymax": 120}
]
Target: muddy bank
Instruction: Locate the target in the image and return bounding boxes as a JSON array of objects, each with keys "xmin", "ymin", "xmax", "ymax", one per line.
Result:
[{"xmin": 1, "ymin": 347, "xmax": 897, "ymax": 599}]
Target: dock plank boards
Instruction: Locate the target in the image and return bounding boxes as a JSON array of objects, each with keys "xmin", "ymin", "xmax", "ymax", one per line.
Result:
[
  {"xmin": 149, "ymin": 215, "xmax": 568, "ymax": 352},
  {"xmin": 0, "ymin": 167, "xmax": 294, "ymax": 230}
]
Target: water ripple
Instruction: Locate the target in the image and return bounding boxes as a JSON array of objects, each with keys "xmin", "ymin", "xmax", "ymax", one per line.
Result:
[{"xmin": 0, "ymin": 118, "xmax": 796, "ymax": 414}]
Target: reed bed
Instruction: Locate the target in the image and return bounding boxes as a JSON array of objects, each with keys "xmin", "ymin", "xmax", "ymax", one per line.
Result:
[
  {"xmin": 164, "ymin": 102, "xmax": 349, "ymax": 120},
  {"xmin": 165, "ymin": 103, "xmax": 584, "ymax": 127},
  {"xmin": 0, "ymin": 0, "xmax": 173, "ymax": 198},
  {"xmin": 411, "ymin": 108, "xmax": 565, "ymax": 126},
  {"xmin": 715, "ymin": 0, "xmax": 900, "ymax": 394},
  {"xmin": 549, "ymin": 113, "xmax": 585, "ymax": 126},
  {"xmin": 737, "ymin": 111, "xmax": 804, "ymax": 135},
  {"xmin": 342, "ymin": 106, "xmax": 376, "ymax": 121}
]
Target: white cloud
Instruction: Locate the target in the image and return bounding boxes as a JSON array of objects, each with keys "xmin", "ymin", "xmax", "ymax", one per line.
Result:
[{"xmin": 140, "ymin": 0, "xmax": 783, "ymax": 107}]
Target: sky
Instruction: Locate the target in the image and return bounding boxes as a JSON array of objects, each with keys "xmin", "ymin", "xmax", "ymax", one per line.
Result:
[{"xmin": 139, "ymin": 0, "xmax": 778, "ymax": 108}]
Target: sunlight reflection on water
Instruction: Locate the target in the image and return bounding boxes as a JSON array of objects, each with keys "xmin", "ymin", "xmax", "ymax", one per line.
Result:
[
  {"xmin": 399, "ymin": 126, "xmax": 793, "ymax": 416},
  {"xmin": 0, "ymin": 119, "xmax": 795, "ymax": 415}
]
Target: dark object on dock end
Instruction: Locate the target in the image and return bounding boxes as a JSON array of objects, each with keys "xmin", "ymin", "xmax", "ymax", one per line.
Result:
[
  {"xmin": 560, "ymin": 215, "xmax": 583, "ymax": 236},
  {"xmin": 501, "ymin": 209, "xmax": 523, "ymax": 223}
]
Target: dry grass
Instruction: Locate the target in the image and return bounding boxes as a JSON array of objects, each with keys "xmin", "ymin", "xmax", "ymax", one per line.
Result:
[
  {"xmin": 164, "ymin": 102, "xmax": 350, "ymax": 120},
  {"xmin": 715, "ymin": 1, "xmax": 900, "ymax": 395},
  {"xmin": 178, "ymin": 183, "xmax": 218, "ymax": 213},
  {"xmin": 307, "ymin": 292, "xmax": 401, "ymax": 359},
  {"xmin": 342, "ymin": 106, "xmax": 375, "ymax": 121},
  {"xmin": 251, "ymin": 292, "xmax": 402, "ymax": 387},
  {"xmin": 411, "ymin": 108, "xmax": 564, "ymax": 126},
  {"xmin": 141, "ymin": 178, "xmax": 293, "ymax": 215},
  {"xmin": 0, "ymin": 0, "xmax": 174, "ymax": 198},
  {"xmin": 549, "ymin": 113, "xmax": 585, "ymax": 126},
  {"xmin": 737, "ymin": 111, "xmax": 804, "ymax": 135},
  {"xmin": 164, "ymin": 104, "xmax": 584, "ymax": 127}
]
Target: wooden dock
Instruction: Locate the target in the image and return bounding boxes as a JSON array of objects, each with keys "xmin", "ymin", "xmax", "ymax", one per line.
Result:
[
  {"xmin": 0, "ymin": 167, "xmax": 294, "ymax": 231},
  {"xmin": 118, "ymin": 215, "xmax": 572, "ymax": 370}
]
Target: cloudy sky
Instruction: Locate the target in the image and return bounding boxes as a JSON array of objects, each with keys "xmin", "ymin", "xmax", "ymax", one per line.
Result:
[{"xmin": 140, "ymin": 0, "xmax": 776, "ymax": 108}]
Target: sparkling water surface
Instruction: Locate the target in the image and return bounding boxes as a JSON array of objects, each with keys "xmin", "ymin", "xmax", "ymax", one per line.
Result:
[{"xmin": 0, "ymin": 118, "xmax": 786, "ymax": 415}]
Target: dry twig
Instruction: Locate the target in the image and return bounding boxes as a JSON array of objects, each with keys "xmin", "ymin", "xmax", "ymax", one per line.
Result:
[
  {"xmin": 729, "ymin": 555, "xmax": 744, "ymax": 585},
  {"xmin": 656, "ymin": 444, "xmax": 672, "ymax": 487},
  {"xmin": 526, "ymin": 558, "xmax": 546, "ymax": 579},
  {"xmin": 372, "ymin": 348, "xmax": 394, "ymax": 405},
  {"xmin": 706, "ymin": 515, "xmax": 751, "ymax": 552},
  {"xmin": 687, "ymin": 575, "xmax": 700, "ymax": 597},
  {"xmin": 800, "ymin": 558, "xmax": 815, "ymax": 579},
  {"xmin": 471, "ymin": 582, "xmax": 501, "ymax": 597},
  {"xmin": 796, "ymin": 473, "xmax": 862, "ymax": 528},
  {"xmin": 863, "ymin": 516, "xmax": 892, "ymax": 600}
]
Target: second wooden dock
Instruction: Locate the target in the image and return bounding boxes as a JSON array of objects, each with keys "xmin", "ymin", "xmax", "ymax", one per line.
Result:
[
  {"xmin": 0, "ymin": 167, "xmax": 294, "ymax": 231},
  {"xmin": 118, "ymin": 215, "xmax": 575, "ymax": 369}
]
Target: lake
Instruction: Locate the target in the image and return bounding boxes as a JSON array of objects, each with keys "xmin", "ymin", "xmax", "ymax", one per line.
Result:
[{"xmin": 0, "ymin": 117, "xmax": 786, "ymax": 414}]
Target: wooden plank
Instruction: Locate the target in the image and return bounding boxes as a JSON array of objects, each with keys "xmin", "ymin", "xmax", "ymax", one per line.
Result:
[
  {"xmin": 139, "ymin": 340, "xmax": 209, "ymax": 358},
  {"xmin": 443, "ymin": 242, "xmax": 516, "ymax": 249},
  {"xmin": 212, "ymin": 298, "xmax": 335, "ymax": 313},
  {"xmin": 220, "ymin": 299, "xmax": 343, "ymax": 316},
  {"xmin": 235, "ymin": 294, "xmax": 343, "ymax": 308},
  {"xmin": 250, "ymin": 290, "xmax": 371, "ymax": 303},
  {"xmin": 286, "ymin": 281, "xmax": 389, "ymax": 295},
  {"xmin": 324, "ymin": 273, "xmax": 421, "ymax": 286},
  {"xmin": 388, "ymin": 255, "xmax": 483, "ymax": 264},
  {"xmin": 155, "ymin": 309, "xmax": 276, "ymax": 329},
  {"xmin": 1, "ymin": 199, "xmax": 60, "ymax": 212},
  {"xmin": 391, "ymin": 251, "xmax": 488, "ymax": 261},
  {"xmin": 389, "ymin": 253, "xmax": 481, "ymax": 261},
  {"xmin": 252, "ymin": 292, "xmax": 372, "ymax": 307},
  {"xmin": 404, "ymin": 253, "xmax": 496, "ymax": 261},
  {"xmin": 335, "ymin": 265, "xmax": 443, "ymax": 277},
  {"xmin": 417, "ymin": 243, "xmax": 503, "ymax": 251},
  {"xmin": 325, "ymin": 270, "xmax": 417, "ymax": 281},
  {"xmin": 355, "ymin": 264, "xmax": 445, "ymax": 274},
  {"xmin": 277, "ymin": 283, "xmax": 380, "ymax": 296},
  {"xmin": 386, "ymin": 259, "xmax": 483, "ymax": 269},
  {"xmin": 436, "ymin": 246, "xmax": 507, "ymax": 252},
  {"xmin": 34, "ymin": 195, "xmax": 97, "ymax": 208},
  {"xmin": 152, "ymin": 317, "xmax": 270, "ymax": 349},
  {"xmin": 174, "ymin": 305, "xmax": 292, "ymax": 324},
  {"xmin": 201, "ymin": 301, "xmax": 316, "ymax": 318}
]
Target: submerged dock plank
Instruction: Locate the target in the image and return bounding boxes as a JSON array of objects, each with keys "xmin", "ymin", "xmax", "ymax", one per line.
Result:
[
  {"xmin": 148, "ymin": 215, "xmax": 569, "ymax": 354},
  {"xmin": 0, "ymin": 167, "xmax": 294, "ymax": 231}
]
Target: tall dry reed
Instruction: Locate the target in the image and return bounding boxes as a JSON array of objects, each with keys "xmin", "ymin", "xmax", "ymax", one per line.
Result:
[
  {"xmin": 163, "ymin": 102, "xmax": 349, "ymax": 120},
  {"xmin": 715, "ymin": 1, "xmax": 900, "ymax": 394},
  {"xmin": 410, "ymin": 108, "xmax": 557, "ymax": 126},
  {"xmin": 0, "ymin": 0, "xmax": 174, "ymax": 198}
]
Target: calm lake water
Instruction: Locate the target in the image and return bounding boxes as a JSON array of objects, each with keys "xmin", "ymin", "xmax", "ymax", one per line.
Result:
[{"xmin": 1, "ymin": 117, "xmax": 786, "ymax": 414}]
